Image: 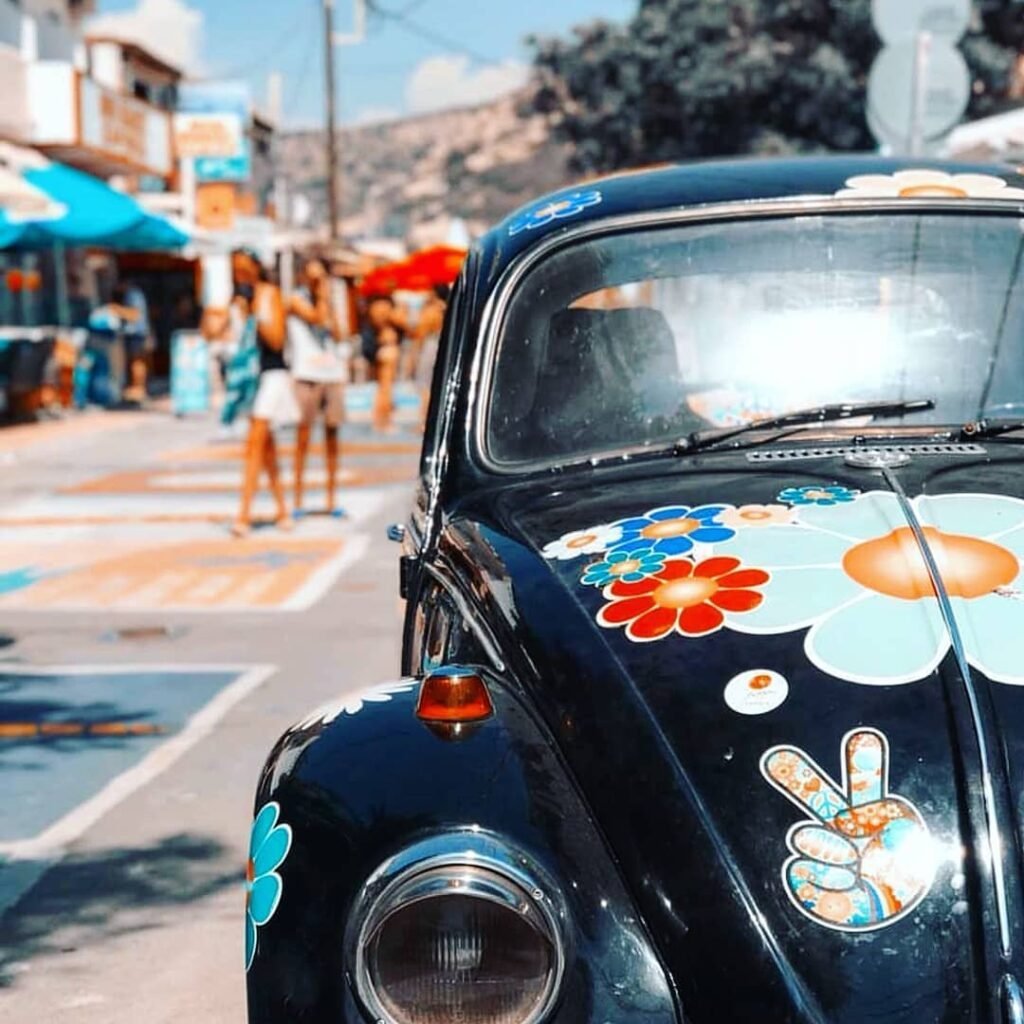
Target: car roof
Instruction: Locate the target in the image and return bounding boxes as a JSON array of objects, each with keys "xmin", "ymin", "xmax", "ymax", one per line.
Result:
[{"xmin": 476, "ymin": 155, "xmax": 1024, "ymax": 285}]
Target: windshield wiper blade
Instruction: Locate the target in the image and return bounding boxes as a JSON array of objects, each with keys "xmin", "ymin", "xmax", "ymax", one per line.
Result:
[
  {"xmin": 676, "ymin": 398, "xmax": 936, "ymax": 454},
  {"xmin": 960, "ymin": 418, "xmax": 1024, "ymax": 441}
]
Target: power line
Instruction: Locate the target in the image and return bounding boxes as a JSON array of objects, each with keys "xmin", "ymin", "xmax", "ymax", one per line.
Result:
[
  {"xmin": 365, "ymin": 0, "xmax": 502, "ymax": 66},
  {"xmin": 189, "ymin": 0, "xmax": 318, "ymax": 83},
  {"xmin": 283, "ymin": 1, "xmax": 322, "ymax": 120}
]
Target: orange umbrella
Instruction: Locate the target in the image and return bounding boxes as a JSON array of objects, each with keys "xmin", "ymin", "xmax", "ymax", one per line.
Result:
[
  {"xmin": 404, "ymin": 244, "xmax": 466, "ymax": 286},
  {"xmin": 359, "ymin": 259, "xmax": 434, "ymax": 296}
]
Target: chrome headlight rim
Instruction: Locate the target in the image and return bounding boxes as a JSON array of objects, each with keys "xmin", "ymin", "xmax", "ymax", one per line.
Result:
[{"xmin": 346, "ymin": 829, "xmax": 569, "ymax": 1024}]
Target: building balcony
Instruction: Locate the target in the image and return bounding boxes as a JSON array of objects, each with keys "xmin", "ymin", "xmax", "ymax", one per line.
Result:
[{"xmin": 27, "ymin": 62, "xmax": 173, "ymax": 180}]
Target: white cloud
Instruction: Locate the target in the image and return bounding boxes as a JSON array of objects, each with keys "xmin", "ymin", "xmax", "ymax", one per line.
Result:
[
  {"xmin": 405, "ymin": 56, "xmax": 529, "ymax": 116},
  {"xmin": 87, "ymin": 0, "xmax": 204, "ymax": 74}
]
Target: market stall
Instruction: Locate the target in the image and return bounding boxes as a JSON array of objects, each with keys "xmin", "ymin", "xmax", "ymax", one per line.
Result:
[{"xmin": 0, "ymin": 149, "xmax": 188, "ymax": 419}]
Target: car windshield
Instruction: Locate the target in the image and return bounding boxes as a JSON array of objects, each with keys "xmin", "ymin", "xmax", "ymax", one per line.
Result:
[{"xmin": 485, "ymin": 212, "xmax": 1024, "ymax": 466}]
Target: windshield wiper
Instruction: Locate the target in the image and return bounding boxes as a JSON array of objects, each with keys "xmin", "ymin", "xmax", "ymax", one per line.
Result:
[
  {"xmin": 960, "ymin": 418, "xmax": 1024, "ymax": 441},
  {"xmin": 676, "ymin": 398, "xmax": 937, "ymax": 455}
]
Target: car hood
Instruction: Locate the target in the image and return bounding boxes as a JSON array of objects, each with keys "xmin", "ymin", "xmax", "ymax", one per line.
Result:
[{"xmin": 451, "ymin": 445, "xmax": 1024, "ymax": 1023}]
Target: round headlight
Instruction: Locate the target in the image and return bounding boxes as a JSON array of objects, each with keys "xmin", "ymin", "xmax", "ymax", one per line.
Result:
[{"xmin": 350, "ymin": 836, "xmax": 566, "ymax": 1024}]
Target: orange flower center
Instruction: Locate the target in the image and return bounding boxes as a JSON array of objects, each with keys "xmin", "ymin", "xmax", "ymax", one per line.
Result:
[
  {"xmin": 804, "ymin": 490, "xmax": 832, "ymax": 501},
  {"xmin": 742, "ymin": 510, "xmax": 772, "ymax": 521},
  {"xmin": 749, "ymin": 673, "xmax": 773, "ymax": 690},
  {"xmin": 843, "ymin": 526, "xmax": 1018, "ymax": 600},
  {"xmin": 611, "ymin": 559, "xmax": 641, "ymax": 576},
  {"xmin": 642, "ymin": 517, "xmax": 699, "ymax": 540},
  {"xmin": 653, "ymin": 576, "xmax": 719, "ymax": 609},
  {"xmin": 898, "ymin": 183, "xmax": 967, "ymax": 198},
  {"xmin": 566, "ymin": 533, "xmax": 597, "ymax": 549}
]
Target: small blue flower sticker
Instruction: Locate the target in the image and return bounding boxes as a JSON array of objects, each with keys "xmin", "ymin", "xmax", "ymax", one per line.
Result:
[
  {"xmin": 245, "ymin": 801, "xmax": 292, "ymax": 971},
  {"xmin": 581, "ymin": 547, "xmax": 667, "ymax": 587},
  {"xmin": 778, "ymin": 485, "xmax": 860, "ymax": 507},
  {"xmin": 508, "ymin": 190, "xmax": 603, "ymax": 236},
  {"xmin": 612, "ymin": 505, "xmax": 735, "ymax": 557}
]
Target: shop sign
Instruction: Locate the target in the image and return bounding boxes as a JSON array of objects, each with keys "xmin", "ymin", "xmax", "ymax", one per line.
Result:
[
  {"xmin": 78, "ymin": 77, "xmax": 172, "ymax": 176},
  {"xmin": 174, "ymin": 113, "xmax": 243, "ymax": 160}
]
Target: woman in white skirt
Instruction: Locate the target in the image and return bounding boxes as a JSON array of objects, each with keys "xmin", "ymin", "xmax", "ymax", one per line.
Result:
[{"xmin": 232, "ymin": 264, "xmax": 300, "ymax": 538}]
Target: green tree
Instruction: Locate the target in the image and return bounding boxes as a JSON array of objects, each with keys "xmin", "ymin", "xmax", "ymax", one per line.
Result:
[{"xmin": 528, "ymin": 0, "xmax": 1021, "ymax": 173}]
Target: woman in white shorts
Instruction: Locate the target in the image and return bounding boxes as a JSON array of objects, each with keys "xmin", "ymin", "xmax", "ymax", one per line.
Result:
[{"xmin": 232, "ymin": 265, "xmax": 300, "ymax": 538}]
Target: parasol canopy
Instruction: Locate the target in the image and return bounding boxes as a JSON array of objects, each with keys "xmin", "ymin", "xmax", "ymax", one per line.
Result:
[
  {"xmin": 0, "ymin": 147, "xmax": 188, "ymax": 251},
  {"xmin": 358, "ymin": 245, "xmax": 467, "ymax": 296}
]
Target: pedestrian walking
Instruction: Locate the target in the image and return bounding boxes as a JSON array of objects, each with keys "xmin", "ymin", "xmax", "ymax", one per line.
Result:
[
  {"xmin": 232, "ymin": 262, "xmax": 299, "ymax": 539},
  {"xmin": 289, "ymin": 258, "xmax": 347, "ymax": 518},
  {"xmin": 363, "ymin": 294, "xmax": 402, "ymax": 433}
]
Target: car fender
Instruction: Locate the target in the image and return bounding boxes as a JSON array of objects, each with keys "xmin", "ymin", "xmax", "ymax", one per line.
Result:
[{"xmin": 245, "ymin": 675, "xmax": 678, "ymax": 1024}]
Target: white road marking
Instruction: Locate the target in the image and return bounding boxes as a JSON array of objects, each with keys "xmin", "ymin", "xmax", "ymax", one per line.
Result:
[
  {"xmin": 0, "ymin": 663, "xmax": 276, "ymax": 862},
  {"xmin": 282, "ymin": 532, "xmax": 371, "ymax": 611}
]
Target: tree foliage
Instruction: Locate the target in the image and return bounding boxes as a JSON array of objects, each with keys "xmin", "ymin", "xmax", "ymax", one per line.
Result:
[{"xmin": 527, "ymin": 0, "xmax": 1021, "ymax": 173}]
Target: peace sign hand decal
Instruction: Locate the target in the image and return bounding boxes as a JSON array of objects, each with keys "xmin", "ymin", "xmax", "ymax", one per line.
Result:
[{"xmin": 761, "ymin": 728, "xmax": 934, "ymax": 932}]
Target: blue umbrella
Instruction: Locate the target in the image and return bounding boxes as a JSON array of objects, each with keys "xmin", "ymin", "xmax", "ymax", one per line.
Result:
[{"xmin": 0, "ymin": 161, "xmax": 188, "ymax": 251}]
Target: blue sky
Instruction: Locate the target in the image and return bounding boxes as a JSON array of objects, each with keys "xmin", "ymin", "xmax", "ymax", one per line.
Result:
[{"xmin": 90, "ymin": 0, "xmax": 636, "ymax": 127}]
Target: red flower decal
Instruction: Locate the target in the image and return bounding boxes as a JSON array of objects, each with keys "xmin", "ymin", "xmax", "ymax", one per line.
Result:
[{"xmin": 597, "ymin": 556, "xmax": 770, "ymax": 642}]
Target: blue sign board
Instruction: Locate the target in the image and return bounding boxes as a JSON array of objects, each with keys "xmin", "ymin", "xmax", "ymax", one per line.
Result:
[
  {"xmin": 196, "ymin": 136, "xmax": 252, "ymax": 184},
  {"xmin": 171, "ymin": 330, "xmax": 210, "ymax": 415},
  {"xmin": 178, "ymin": 80, "xmax": 253, "ymax": 183}
]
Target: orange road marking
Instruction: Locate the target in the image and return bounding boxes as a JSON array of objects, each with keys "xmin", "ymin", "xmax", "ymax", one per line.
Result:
[
  {"xmin": 0, "ymin": 721, "xmax": 165, "ymax": 739},
  {"xmin": 0, "ymin": 514, "xmax": 228, "ymax": 527},
  {"xmin": 63, "ymin": 463, "xmax": 413, "ymax": 495},
  {"xmin": 159, "ymin": 440, "xmax": 420, "ymax": 462}
]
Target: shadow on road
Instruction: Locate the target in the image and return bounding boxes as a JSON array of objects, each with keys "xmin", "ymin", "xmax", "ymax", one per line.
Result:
[{"xmin": 0, "ymin": 833, "xmax": 240, "ymax": 986}]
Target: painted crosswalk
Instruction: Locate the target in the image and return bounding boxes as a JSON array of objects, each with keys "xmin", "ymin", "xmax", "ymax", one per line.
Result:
[{"xmin": 0, "ymin": 421, "xmax": 418, "ymax": 612}]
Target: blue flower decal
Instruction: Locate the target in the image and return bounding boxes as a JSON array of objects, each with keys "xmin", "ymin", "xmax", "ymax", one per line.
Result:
[
  {"xmin": 778, "ymin": 485, "xmax": 860, "ymax": 507},
  {"xmin": 508, "ymin": 190, "xmax": 603, "ymax": 236},
  {"xmin": 612, "ymin": 505, "xmax": 735, "ymax": 557},
  {"xmin": 245, "ymin": 801, "xmax": 292, "ymax": 971},
  {"xmin": 581, "ymin": 547, "xmax": 667, "ymax": 587}
]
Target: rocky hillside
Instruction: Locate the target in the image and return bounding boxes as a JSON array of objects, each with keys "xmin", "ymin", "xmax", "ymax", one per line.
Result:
[{"xmin": 277, "ymin": 91, "xmax": 573, "ymax": 244}]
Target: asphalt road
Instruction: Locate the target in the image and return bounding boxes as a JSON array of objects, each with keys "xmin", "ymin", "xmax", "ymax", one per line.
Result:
[{"xmin": 0, "ymin": 402, "xmax": 416, "ymax": 1022}]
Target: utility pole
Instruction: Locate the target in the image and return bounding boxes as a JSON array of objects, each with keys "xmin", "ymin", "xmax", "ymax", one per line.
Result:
[{"xmin": 323, "ymin": 0, "xmax": 340, "ymax": 241}]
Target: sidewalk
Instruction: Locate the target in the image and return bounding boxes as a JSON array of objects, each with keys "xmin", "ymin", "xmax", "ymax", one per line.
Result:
[{"xmin": 0, "ymin": 404, "xmax": 418, "ymax": 1021}]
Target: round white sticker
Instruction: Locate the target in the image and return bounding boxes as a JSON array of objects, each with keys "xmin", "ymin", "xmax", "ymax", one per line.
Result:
[{"xmin": 724, "ymin": 670, "xmax": 789, "ymax": 716}]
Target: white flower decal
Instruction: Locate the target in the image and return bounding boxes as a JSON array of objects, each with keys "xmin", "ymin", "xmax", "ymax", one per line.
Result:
[
  {"xmin": 542, "ymin": 523, "xmax": 623, "ymax": 561},
  {"xmin": 836, "ymin": 169, "xmax": 1024, "ymax": 201},
  {"xmin": 508, "ymin": 190, "xmax": 603, "ymax": 236},
  {"xmin": 724, "ymin": 491, "xmax": 1024, "ymax": 686},
  {"xmin": 292, "ymin": 681, "xmax": 418, "ymax": 731}
]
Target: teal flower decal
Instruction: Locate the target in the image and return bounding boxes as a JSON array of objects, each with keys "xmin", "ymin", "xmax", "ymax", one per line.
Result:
[
  {"xmin": 245, "ymin": 801, "xmax": 292, "ymax": 971},
  {"xmin": 778, "ymin": 485, "xmax": 859, "ymax": 507},
  {"xmin": 581, "ymin": 547, "xmax": 667, "ymax": 587}
]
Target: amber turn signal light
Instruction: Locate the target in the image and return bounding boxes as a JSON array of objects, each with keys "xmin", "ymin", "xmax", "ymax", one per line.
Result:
[{"xmin": 416, "ymin": 666, "xmax": 494, "ymax": 723}]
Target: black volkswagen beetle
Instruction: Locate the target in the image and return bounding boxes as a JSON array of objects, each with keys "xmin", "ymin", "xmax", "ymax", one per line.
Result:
[{"xmin": 246, "ymin": 157, "xmax": 1024, "ymax": 1024}]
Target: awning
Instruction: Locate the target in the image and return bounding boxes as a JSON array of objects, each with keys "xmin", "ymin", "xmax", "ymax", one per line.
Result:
[{"xmin": 0, "ymin": 149, "xmax": 188, "ymax": 252}]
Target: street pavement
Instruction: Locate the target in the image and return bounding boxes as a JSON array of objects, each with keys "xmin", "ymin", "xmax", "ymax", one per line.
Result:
[{"xmin": 0, "ymin": 398, "xmax": 419, "ymax": 1021}]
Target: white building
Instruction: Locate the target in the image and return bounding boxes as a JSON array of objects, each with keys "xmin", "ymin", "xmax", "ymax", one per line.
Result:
[{"xmin": 0, "ymin": 0, "xmax": 175, "ymax": 182}]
